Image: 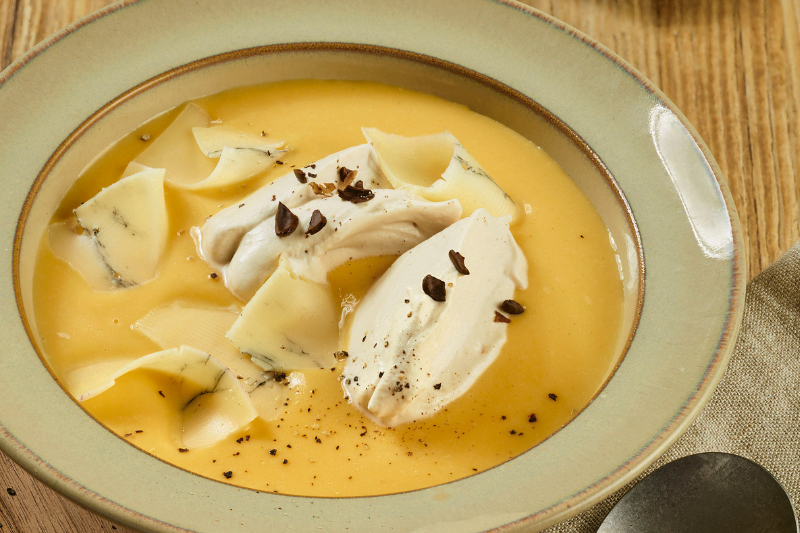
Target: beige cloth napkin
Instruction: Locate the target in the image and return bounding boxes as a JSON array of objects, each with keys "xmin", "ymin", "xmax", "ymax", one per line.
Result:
[{"xmin": 545, "ymin": 240, "xmax": 800, "ymax": 532}]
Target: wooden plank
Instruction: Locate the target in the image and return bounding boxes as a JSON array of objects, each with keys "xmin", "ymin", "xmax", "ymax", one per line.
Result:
[
  {"xmin": 1, "ymin": 1, "xmax": 799, "ymax": 531},
  {"xmin": 5, "ymin": 0, "xmax": 117, "ymax": 67}
]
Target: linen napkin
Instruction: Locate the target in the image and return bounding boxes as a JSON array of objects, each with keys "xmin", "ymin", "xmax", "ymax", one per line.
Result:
[{"xmin": 545, "ymin": 240, "xmax": 800, "ymax": 532}]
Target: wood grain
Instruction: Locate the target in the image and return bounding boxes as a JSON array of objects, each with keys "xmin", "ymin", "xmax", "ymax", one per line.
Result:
[{"xmin": 0, "ymin": 0, "xmax": 798, "ymax": 531}]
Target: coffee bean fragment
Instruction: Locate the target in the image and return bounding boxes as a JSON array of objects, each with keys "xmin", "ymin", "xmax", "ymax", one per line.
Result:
[
  {"xmin": 448, "ymin": 250, "xmax": 470, "ymax": 275},
  {"xmin": 337, "ymin": 183, "xmax": 374, "ymax": 203},
  {"xmin": 306, "ymin": 209, "xmax": 327, "ymax": 235},
  {"xmin": 223, "ymin": 471, "xmax": 233, "ymax": 479},
  {"xmin": 494, "ymin": 311, "xmax": 511, "ymax": 323},
  {"xmin": 433, "ymin": 383, "xmax": 442, "ymax": 390},
  {"xmin": 422, "ymin": 275, "xmax": 446, "ymax": 302},
  {"xmin": 310, "ymin": 182, "xmax": 336, "ymax": 197},
  {"xmin": 293, "ymin": 169, "xmax": 307, "ymax": 183},
  {"xmin": 275, "ymin": 202, "xmax": 299, "ymax": 236},
  {"xmin": 338, "ymin": 166, "xmax": 358, "ymax": 186},
  {"xmin": 500, "ymin": 299, "xmax": 524, "ymax": 314}
]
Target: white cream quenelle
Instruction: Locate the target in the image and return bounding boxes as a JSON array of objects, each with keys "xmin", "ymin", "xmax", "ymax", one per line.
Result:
[
  {"xmin": 342, "ymin": 209, "xmax": 528, "ymax": 427},
  {"xmin": 220, "ymin": 189, "xmax": 462, "ymax": 300},
  {"xmin": 196, "ymin": 143, "xmax": 390, "ymax": 274}
]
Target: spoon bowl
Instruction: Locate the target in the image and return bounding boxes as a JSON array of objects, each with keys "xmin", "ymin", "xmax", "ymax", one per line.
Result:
[{"xmin": 598, "ymin": 452, "xmax": 798, "ymax": 533}]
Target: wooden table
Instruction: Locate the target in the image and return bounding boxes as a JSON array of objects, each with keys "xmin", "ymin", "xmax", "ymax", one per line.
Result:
[{"xmin": 1, "ymin": 0, "xmax": 798, "ymax": 531}]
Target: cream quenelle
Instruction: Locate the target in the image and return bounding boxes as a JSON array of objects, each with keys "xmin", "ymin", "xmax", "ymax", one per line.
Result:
[
  {"xmin": 196, "ymin": 143, "xmax": 389, "ymax": 279},
  {"xmin": 343, "ymin": 209, "xmax": 528, "ymax": 427},
  {"xmin": 214, "ymin": 189, "xmax": 462, "ymax": 300}
]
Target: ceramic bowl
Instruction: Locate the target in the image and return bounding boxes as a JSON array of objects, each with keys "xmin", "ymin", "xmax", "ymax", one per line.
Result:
[{"xmin": 0, "ymin": 0, "xmax": 744, "ymax": 531}]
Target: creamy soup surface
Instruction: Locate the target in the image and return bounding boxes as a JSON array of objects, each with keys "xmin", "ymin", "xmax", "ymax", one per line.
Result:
[{"xmin": 32, "ymin": 80, "xmax": 624, "ymax": 496}]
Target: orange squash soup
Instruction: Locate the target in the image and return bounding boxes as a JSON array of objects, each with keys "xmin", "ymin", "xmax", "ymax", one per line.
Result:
[{"xmin": 32, "ymin": 80, "xmax": 623, "ymax": 496}]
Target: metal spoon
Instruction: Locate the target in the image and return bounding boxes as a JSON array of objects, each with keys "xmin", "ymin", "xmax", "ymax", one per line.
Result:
[{"xmin": 597, "ymin": 452, "xmax": 798, "ymax": 533}]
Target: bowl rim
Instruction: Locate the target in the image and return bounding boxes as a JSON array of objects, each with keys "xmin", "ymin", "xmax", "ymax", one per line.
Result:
[{"xmin": 0, "ymin": 1, "xmax": 746, "ymax": 531}]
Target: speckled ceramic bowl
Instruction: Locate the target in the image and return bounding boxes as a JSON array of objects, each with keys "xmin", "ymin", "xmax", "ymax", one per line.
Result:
[{"xmin": 0, "ymin": 1, "xmax": 744, "ymax": 531}]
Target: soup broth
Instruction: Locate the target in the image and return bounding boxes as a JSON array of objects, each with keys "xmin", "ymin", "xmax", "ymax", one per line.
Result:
[{"xmin": 32, "ymin": 80, "xmax": 624, "ymax": 496}]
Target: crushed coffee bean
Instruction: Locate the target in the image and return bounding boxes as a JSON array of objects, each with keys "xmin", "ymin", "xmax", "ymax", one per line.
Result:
[
  {"xmin": 334, "ymin": 351, "xmax": 349, "ymax": 360},
  {"xmin": 293, "ymin": 169, "xmax": 307, "ymax": 183},
  {"xmin": 178, "ymin": 448, "xmax": 189, "ymax": 453},
  {"xmin": 494, "ymin": 311, "xmax": 511, "ymax": 323},
  {"xmin": 6, "ymin": 488, "xmax": 16, "ymax": 496},
  {"xmin": 306, "ymin": 209, "xmax": 327, "ymax": 235},
  {"xmin": 501, "ymin": 299, "xmax": 524, "ymax": 314},
  {"xmin": 433, "ymin": 383, "xmax": 442, "ymax": 390},
  {"xmin": 338, "ymin": 166, "xmax": 358, "ymax": 186},
  {"xmin": 310, "ymin": 182, "xmax": 336, "ymax": 197},
  {"xmin": 223, "ymin": 471, "xmax": 233, "ymax": 479},
  {"xmin": 269, "ymin": 449, "xmax": 277, "ymax": 456},
  {"xmin": 528, "ymin": 414, "xmax": 537, "ymax": 423},
  {"xmin": 448, "ymin": 250, "xmax": 470, "ymax": 275},
  {"xmin": 548, "ymin": 393, "xmax": 558, "ymax": 401},
  {"xmin": 422, "ymin": 274, "xmax": 446, "ymax": 302},
  {"xmin": 337, "ymin": 183, "xmax": 374, "ymax": 203},
  {"xmin": 275, "ymin": 202, "xmax": 299, "ymax": 236}
]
